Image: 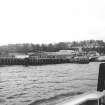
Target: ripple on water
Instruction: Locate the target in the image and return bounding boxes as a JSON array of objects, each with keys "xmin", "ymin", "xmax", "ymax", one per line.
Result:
[
  {"xmin": 7, "ymin": 93, "xmax": 27, "ymax": 99},
  {"xmin": 0, "ymin": 98, "xmax": 6, "ymax": 104},
  {"xmin": 29, "ymin": 91, "xmax": 83, "ymax": 105},
  {"xmin": 0, "ymin": 63, "xmax": 100, "ymax": 105}
]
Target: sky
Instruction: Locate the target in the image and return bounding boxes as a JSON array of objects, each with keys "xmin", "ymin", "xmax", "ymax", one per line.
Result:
[{"xmin": 0, "ymin": 0, "xmax": 105, "ymax": 45}]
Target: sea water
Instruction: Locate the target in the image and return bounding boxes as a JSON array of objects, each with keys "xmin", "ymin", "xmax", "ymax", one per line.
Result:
[{"xmin": 0, "ymin": 62, "xmax": 100, "ymax": 105}]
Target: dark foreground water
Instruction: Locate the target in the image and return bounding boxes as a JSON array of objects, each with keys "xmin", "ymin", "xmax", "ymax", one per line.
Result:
[{"xmin": 0, "ymin": 62, "xmax": 100, "ymax": 105}]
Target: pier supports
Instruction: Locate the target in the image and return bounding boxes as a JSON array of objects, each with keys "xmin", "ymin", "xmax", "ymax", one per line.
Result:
[{"xmin": 0, "ymin": 57, "xmax": 89, "ymax": 66}]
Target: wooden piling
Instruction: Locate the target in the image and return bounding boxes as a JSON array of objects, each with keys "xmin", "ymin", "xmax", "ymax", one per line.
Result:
[{"xmin": 97, "ymin": 63, "xmax": 105, "ymax": 91}]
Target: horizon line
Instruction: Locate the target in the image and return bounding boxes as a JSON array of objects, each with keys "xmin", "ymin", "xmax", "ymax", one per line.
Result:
[{"xmin": 0, "ymin": 39, "xmax": 104, "ymax": 47}]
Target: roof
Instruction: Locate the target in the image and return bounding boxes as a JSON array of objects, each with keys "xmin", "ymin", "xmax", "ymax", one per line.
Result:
[{"xmin": 28, "ymin": 50, "xmax": 77, "ymax": 56}]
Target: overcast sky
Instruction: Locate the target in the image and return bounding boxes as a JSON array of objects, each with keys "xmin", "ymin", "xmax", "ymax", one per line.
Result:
[{"xmin": 0, "ymin": 0, "xmax": 105, "ymax": 45}]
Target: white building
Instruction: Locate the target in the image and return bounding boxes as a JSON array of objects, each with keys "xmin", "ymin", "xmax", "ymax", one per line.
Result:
[{"xmin": 9, "ymin": 53, "xmax": 29, "ymax": 58}]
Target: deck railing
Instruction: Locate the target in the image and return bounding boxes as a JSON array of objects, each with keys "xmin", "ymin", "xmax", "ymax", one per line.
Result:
[
  {"xmin": 59, "ymin": 63, "xmax": 105, "ymax": 105},
  {"xmin": 60, "ymin": 90, "xmax": 105, "ymax": 105}
]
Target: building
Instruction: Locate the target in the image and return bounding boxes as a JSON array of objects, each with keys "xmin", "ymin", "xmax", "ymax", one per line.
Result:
[
  {"xmin": 87, "ymin": 51, "xmax": 100, "ymax": 58},
  {"xmin": 8, "ymin": 53, "xmax": 29, "ymax": 58},
  {"xmin": 28, "ymin": 52, "xmax": 50, "ymax": 59},
  {"xmin": 57, "ymin": 50, "xmax": 76, "ymax": 55},
  {"xmin": 28, "ymin": 50, "xmax": 77, "ymax": 59}
]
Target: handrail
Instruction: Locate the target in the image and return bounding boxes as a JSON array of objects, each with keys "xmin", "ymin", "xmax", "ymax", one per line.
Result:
[
  {"xmin": 58, "ymin": 63, "xmax": 105, "ymax": 105},
  {"xmin": 59, "ymin": 90, "xmax": 105, "ymax": 105}
]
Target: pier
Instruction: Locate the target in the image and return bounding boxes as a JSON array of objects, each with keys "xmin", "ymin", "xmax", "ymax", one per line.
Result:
[{"xmin": 0, "ymin": 57, "xmax": 90, "ymax": 66}]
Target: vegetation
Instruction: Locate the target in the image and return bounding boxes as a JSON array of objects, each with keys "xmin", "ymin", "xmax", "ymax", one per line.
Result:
[{"xmin": 0, "ymin": 40, "xmax": 105, "ymax": 55}]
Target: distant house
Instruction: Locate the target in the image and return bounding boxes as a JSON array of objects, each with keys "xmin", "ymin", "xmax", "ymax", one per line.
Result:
[
  {"xmin": 0, "ymin": 52, "xmax": 14, "ymax": 58},
  {"xmin": 28, "ymin": 51, "xmax": 50, "ymax": 59},
  {"xmin": 28, "ymin": 50, "xmax": 77, "ymax": 59},
  {"xmin": 57, "ymin": 50, "xmax": 76, "ymax": 55},
  {"xmin": 55, "ymin": 50, "xmax": 77, "ymax": 59},
  {"xmin": 8, "ymin": 53, "xmax": 29, "ymax": 58},
  {"xmin": 87, "ymin": 51, "xmax": 100, "ymax": 57}
]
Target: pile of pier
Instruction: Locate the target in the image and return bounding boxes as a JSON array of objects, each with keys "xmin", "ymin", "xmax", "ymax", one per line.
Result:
[{"xmin": 0, "ymin": 57, "xmax": 90, "ymax": 66}]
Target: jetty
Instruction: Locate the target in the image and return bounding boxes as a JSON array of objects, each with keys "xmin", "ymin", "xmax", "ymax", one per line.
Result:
[
  {"xmin": 0, "ymin": 57, "xmax": 90, "ymax": 66},
  {"xmin": 0, "ymin": 50, "xmax": 91, "ymax": 66}
]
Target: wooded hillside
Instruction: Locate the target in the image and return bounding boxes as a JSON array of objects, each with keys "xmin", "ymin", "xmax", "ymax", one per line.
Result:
[{"xmin": 0, "ymin": 40, "xmax": 105, "ymax": 55}]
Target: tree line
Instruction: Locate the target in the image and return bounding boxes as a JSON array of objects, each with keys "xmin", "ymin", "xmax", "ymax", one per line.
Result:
[{"xmin": 0, "ymin": 40, "xmax": 105, "ymax": 55}]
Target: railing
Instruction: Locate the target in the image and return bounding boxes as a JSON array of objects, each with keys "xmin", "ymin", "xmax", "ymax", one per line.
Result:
[
  {"xmin": 60, "ymin": 91, "xmax": 105, "ymax": 105},
  {"xmin": 60, "ymin": 90, "xmax": 105, "ymax": 105},
  {"xmin": 58, "ymin": 63, "xmax": 105, "ymax": 105}
]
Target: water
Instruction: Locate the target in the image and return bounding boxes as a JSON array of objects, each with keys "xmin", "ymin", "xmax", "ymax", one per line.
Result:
[{"xmin": 0, "ymin": 62, "xmax": 100, "ymax": 105}]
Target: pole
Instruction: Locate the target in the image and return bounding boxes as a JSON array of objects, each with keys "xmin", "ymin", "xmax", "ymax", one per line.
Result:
[{"xmin": 97, "ymin": 63, "xmax": 105, "ymax": 91}]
